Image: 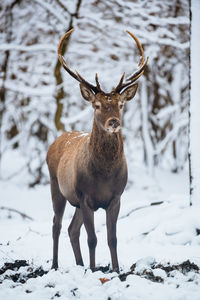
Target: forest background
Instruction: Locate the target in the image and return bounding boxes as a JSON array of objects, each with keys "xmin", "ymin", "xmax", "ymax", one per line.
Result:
[
  {"xmin": 0, "ymin": 0, "xmax": 189, "ymax": 187},
  {"xmin": 2, "ymin": 1, "xmax": 200, "ymax": 299}
]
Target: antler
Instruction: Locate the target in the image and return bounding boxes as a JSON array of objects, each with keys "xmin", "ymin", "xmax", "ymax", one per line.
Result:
[
  {"xmin": 115, "ymin": 31, "xmax": 148, "ymax": 93},
  {"xmin": 57, "ymin": 28, "xmax": 102, "ymax": 94},
  {"xmin": 58, "ymin": 29, "xmax": 148, "ymax": 95}
]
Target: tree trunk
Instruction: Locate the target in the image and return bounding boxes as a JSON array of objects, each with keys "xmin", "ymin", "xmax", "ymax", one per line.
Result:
[
  {"xmin": 0, "ymin": 0, "xmax": 20, "ymax": 177},
  {"xmin": 140, "ymin": 78, "xmax": 154, "ymax": 175},
  {"xmin": 54, "ymin": 0, "xmax": 82, "ymax": 132},
  {"xmin": 189, "ymin": 0, "xmax": 200, "ymax": 205}
]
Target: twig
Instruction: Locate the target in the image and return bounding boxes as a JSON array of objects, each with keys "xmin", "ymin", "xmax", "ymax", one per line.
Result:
[
  {"xmin": 0, "ymin": 206, "xmax": 34, "ymax": 221},
  {"xmin": 28, "ymin": 228, "xmax": 49, "ymax": 237},
  {"xmin": 119, "ymin": 201, "xmax": 164, "ymax": 220},
  {"xmin": 95, "ymin": 201, "xmax": 164, "ymax": 233}
]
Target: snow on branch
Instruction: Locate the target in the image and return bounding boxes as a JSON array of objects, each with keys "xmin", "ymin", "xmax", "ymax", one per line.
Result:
[
  {"xmin": 132, "ymin": 29, "xmax": 189, "ymax": 49},
  {"xmin": 0, "ymin": 44, "xmax": 56, "ymax": 52},
  {"xmin": 139, "ymin": 12, "xmax": 189, "ymax": 26},
  {"xmin": 61, "ymin": 106, "xmax": 92, "ymax": 125},
  {"xmin": 154, "ymin": 118, "xmax": 188, "ymax": 155},
  {"xmin": 33, "ymin": 0, "xmax": 68, "ymax": 26},
  {"xmin": 155, "ymin": 105, "xmax": 179, "ymax": 120},
  {"xmin": 3, "ymin": 81, "xmax": 54, "ymax": 96},
  {"xmin": 150, "ymin": 38, "xmax": 189, "ymax": 50},
  {"xmin": 1, "ymin": 132, "xmax": 24, "ymax": 154}
]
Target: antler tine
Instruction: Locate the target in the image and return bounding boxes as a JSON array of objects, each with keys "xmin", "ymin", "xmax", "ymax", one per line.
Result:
[
  {"xmin": 115, "ymin": 31, "xmax": 148, "ymax": 93},
  {"xmin": 95, "ymin": 73, "xmax": 102, "ymax": 91},
  {"xmin": 57, "ymin": 28, "xmax": 99, "ymax": 94},
  {"xmin": 75, "ymin": 71, "xmax": 99, "ymax": 93},
  {"xmin": 114, "ymin": 72, "xmax": 125, "ymax": 93}
]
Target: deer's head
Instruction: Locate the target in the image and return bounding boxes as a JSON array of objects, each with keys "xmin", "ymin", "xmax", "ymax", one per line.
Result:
[{"xmin": 58, "ymin": 29, "xmax": 148, "ymax": 134}]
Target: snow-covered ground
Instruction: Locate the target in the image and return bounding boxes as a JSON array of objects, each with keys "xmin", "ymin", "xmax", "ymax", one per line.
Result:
[{"xmin": 0, "ymin": 167, "xmax": 200, "ymax": 300}]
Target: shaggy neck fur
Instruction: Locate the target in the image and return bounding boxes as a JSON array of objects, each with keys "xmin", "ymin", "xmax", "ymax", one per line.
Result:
[{"xmin": 89, "ymin": 120, "xmax": 124, "ymax": 174}]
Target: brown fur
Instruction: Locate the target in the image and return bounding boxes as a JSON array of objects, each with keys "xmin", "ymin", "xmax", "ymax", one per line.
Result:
[
  {"xmin": 49, "ymin": 28, "xmax": 148, "ymax": 272},
  {"xmin": 46, "ymin": 83, "xmax": 138, "ymax": 272}
]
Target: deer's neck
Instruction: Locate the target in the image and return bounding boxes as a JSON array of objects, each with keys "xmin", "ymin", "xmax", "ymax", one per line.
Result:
[{"xmin": 89, "ymin": 120, "xmax": 124, "ymax": 172}]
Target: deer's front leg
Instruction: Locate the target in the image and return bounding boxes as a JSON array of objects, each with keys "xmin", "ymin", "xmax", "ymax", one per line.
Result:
[
  {"xmin": 106, "ymin": 198, "xmax": 120, "ymax": 273},
  {"xmin": 80, "ymin": 198, "xmax": 97, "ymax": 271}
]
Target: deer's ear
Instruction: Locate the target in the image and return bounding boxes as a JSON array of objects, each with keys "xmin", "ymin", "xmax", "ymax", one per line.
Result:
[
  {"xmin": 80, "ymin": 83, "xmax": 95, "ymax": 102},
  {"xmin": 120, "ymin": 83, "xmax": 138, "ymax": 101}
]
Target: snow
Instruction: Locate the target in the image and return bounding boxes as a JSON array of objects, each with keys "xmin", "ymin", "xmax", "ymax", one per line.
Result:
[
  {"xmin": 77, "ymin": 133, "xmax": 89, "ymax": 137},
  {"xmin": 1, "ymin": 168, "xmax": 200, "ymax": 300},
  {"xmin": 0, "ymin": 0, "xmax": 199, "ymax": 299}
]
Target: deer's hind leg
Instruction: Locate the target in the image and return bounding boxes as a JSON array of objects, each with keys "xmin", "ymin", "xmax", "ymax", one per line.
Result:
[
  {"xmin": 68, "ymin": 208, "xmax": 84, "ymax": 266},
  {"xmin": 50, "ymin": 176, "xmax": 66, "ymax": 270}
]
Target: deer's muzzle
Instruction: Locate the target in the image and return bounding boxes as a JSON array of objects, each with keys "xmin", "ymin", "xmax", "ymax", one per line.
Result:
[{"xmin": 106, "ymin": 118, "xmax": 121, "ymax": 133}]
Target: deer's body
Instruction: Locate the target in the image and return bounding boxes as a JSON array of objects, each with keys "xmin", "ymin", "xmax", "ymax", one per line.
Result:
[
  {"xmin": 47, "ymin": 28, "xmax": 148, "ymax": 272},
  {"xmin": 47, "ymin": 127, "xmax": 127, "ymax": 210}
]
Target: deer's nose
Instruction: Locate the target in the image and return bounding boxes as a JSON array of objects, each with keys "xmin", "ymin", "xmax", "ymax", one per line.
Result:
[{"xmin": 108, "ymin": 118, "xmax": 120, "ymax": 128}]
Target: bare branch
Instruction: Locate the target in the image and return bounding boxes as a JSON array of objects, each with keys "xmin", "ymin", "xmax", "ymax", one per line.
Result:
[{"xmin": 0, "ymin": 206, "xmax": 34, "ymax": 221}]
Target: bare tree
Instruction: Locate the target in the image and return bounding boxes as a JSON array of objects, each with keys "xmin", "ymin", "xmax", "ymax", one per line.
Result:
[{"xmin": 189, "ymin": 0, "xmax": 200, "ymax": 205}]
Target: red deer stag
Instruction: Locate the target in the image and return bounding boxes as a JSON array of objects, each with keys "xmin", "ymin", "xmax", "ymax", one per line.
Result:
[{"xmin": 46, "ymin": 28, "xmax": 148, "ymax": 272}]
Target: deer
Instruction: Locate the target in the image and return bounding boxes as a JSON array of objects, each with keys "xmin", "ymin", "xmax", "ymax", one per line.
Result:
[{"xmin": 46, "ymin": 28, "xmax": 148, "ymax": 273}]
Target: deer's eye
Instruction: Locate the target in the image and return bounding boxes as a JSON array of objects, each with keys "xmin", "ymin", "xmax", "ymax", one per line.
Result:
[
  {"xmin": 119, "ymin": 104, "xmax": 124, "ymax": 109},
  {"xmin": 95, "ymin": 104, "xmax": 100, "ymax": 110}
]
